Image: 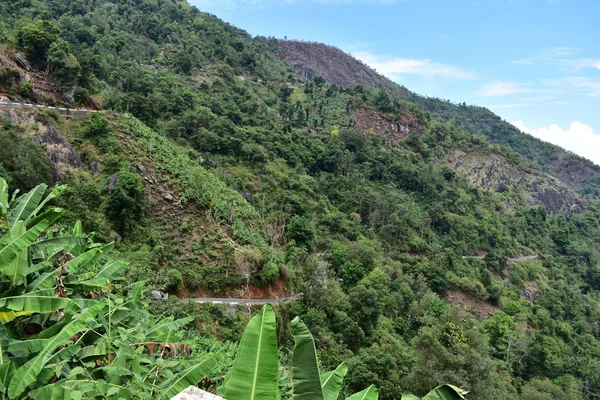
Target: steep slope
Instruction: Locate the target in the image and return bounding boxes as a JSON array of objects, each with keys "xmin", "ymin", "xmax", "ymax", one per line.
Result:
[
  {"xmin": 4, "ymin": 2, "xmax": 600, "ymax": 398},
  {"xmin": 278, "ymin": 40, "xmax": 600, "ymax": 196}
]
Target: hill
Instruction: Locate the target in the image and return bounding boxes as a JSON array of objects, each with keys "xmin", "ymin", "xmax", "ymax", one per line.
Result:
[
  {"xmin": 2, "ymin": 1, "xmax": 600, "ymax": 399},
  {"xmin": 278, "ymin": 40, "xmax": 600, "ymax": 196}
]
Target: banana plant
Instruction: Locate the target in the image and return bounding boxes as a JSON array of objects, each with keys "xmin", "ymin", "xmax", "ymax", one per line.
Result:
[
  {"xmin": 401, "ymin": 385, "xmax": 469, "ymax": 400},
  {"xmin": 224, "ymin": 306, "xmax": 380, "ymax": 400},
  {"xmin": 0, "ymin": 177, "xmax": 227, "ymax": 399}
]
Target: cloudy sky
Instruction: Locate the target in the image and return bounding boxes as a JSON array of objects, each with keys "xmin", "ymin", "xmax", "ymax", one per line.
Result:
[{"xmin": 190, "ymin": 0, "xmax": 600, "ymax": 165}]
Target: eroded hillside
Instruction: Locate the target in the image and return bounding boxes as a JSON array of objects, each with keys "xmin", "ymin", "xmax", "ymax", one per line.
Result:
[{"xmin": 278, "ymin": 40, "xmax": 600, "ymax": 196}]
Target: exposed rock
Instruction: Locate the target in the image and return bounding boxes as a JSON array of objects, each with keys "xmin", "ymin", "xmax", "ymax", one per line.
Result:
[
  {"xmin": 137, "ymin": 163, "xmax": 147, "ymax": 174},
  {"xmin": 449, "ymin": 150, "xmax": 583, "ymax": 215},
  {"xmin": 108, "ymin": 175, "xmax": 119, "ymax": 192},
  {"xmin": 292, "ymin": 63, "xmax": 316, "ymax": 81},
  {"xmin": 240, "ymin": 191, "xmax": 253, "ymax": 203},
  {"xmin": 13, "ymin": 53, "xmax": 30, "ymax": 71},
  {"xmin": 163, "ymin": 193, "xmax": 174, "ymax": 202},
  {"xmin": 170, "ymin": 386, "xmax": 224, "ymax": 400},
  {"xmin": 90, "ymin": 161, "xmax": 102, "ymax": 175},
  {"xmin": 522, "ymin": 289, "xmax": 537, "ymax": 302},
  {"xmin": 63, "ymin": 87, "xmax": 76, "ymax": 103},
  {"xmin": 150, "ymin": 290, "xmax": 168, "ymax": 300}
]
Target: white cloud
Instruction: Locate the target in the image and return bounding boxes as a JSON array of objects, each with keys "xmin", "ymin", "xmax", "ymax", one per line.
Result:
[
  {"xmin": 352, "ymin": 51, "xmax": 476, "ymax": 80},
  {"xmin": 478, "ymin": 81, "xmax": 530, "ymax": 96},
  {"xmin": 512, "ymin": 120, "xmax": 600, "ymax": 166},
  {"xmin": 487, "ymin": 103, "xmax": 534, "ymax": 109},
  {"xmin": 513, "ymin": 47, "xmax": 600, "ymax": 72},
  {"xmin": 545, "ymin": 77, "xmax": 600, "ymax": 97},
  {"xmin": 193, "ymin": 0, "xmax": 399, "ymax": 7}
]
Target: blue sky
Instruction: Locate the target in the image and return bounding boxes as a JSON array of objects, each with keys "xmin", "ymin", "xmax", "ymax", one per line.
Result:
[{"xmin": 190, "ymin": 0, "xmax": 600, "ymax": 165}]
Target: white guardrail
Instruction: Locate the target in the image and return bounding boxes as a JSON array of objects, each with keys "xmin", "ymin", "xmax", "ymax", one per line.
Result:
[{"xmin": 0, "ymin": 101, "xmax": 97, "ymax": 113}]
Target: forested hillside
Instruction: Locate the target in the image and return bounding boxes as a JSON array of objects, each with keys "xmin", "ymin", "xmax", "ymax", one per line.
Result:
[
  {"xmin": 2, "ymin": 1, "xmax": 600, "ymax": 399},
  {"xmin": 279, "ymin": 40, "xmax": 600, "ymax": 197}
]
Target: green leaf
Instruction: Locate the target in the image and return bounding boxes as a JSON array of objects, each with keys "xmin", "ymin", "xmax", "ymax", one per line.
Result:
[
  {"xmin": 346, "ymin": 385, "xmax": 379, "ymax": 400},
  {"xmin": 321, "ymin": 363, "xmax": 348, "ymax": 400},
  {"xmin": 0, "ymin": 292, "xmax": 79, "ymax": 315},
  {"xmin": 8, "ymin": 301, "xmax": 105, "ymax": 398},
  {"xmin": 3, "ymin": 221, "xmax": 28, "ymax": 286},
  {"xmin": 0, "ymin": 361, "xmax": 15, "ymax": 393},
  {"xmin": 95, "ymin": 260, "xmax": 128, "ymax": 281},
  {"xmin": 403, "ymin": 385, "xmax": 469, "ymax": 400},
  {"xmin": 8, "ymin": 184, "xmax": 47, "ymax": 230},
  {"xmin": 30, "ymin": 236, "xmax": 87, "ymax": 262},
  {"xmin": 25, "ymin": 184, "xmax": 66, "ymax": 227},
  {"xmin": 225, "ymin": 304, "xmax": 279, "ymax": 400},
  {"xmin": 161, "ymin": 352, "xmax": 224, "ymax": 399},
  {"xmin": 0, "ymin": 210, "xmax": 62, "ymax": 280},
  {"xmin": 290, "ymin": 316, "xmax": 324, "ymax": 400},
  {"xmin": 72, "ymin": 221, "xmax": 83, "ymax": 236},
  {"xmin": 144, "ymin": 316, "xmax": 195, "ymax": 341},
  {"xmin": 0, "ymin": 177, "xmax": 8, "ymax": 216}
]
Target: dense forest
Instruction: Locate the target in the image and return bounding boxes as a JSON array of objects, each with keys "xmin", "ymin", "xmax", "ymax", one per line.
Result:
[{"xmin": 2, "ymin": 0, "xmax": 600, "ymax": 399}]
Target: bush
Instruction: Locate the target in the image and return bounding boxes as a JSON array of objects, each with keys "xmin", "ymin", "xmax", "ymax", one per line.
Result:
[
  {"xmin": 287, "ymin": 215, "xmax": 316, "ymax": 251},
  {"xmin": 260, "ymin": 262, "xmax": 280, "ymax": 284},
  {"xmin": 163, "ymin": 268, "xmax": 183, "ymax": 291},
  {"xmin": 85, "ymin": 113, "xmax": 110, "ymax": 138}
]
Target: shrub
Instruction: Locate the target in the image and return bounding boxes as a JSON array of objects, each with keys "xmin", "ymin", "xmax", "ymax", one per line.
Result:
[
  {"xmin": 164, "ymin": 268, "xmax": 183, "ymax": 291},
  {"xmin": 260, "ymin": 262, "xmax": 280, "ymax": 284}
]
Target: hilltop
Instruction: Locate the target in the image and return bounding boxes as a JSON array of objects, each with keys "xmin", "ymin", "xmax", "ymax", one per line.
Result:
[{"xmin": 278, "ymin": 40, "xmax": 600, "ymax": 196}]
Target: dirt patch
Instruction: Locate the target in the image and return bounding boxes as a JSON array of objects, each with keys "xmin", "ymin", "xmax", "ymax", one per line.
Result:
[
  {"xmin": 352, "ymin": 99, "xmax": 421, "ymax": 140},
  {"xmin": 445, "ymin": 290, "xmax": 500, "ymax": 321},
  {"xmin": 181, "ymin": 276, "xmax": 289, "ymax": 300}
]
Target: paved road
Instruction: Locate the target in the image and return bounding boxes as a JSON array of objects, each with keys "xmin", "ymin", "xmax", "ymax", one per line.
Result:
[
  {"xmin": 0, "ymin": 101, "xmax": 97, "ymax": 114},
  {"xmin": 191, "ymin": 294, "xmax": 303, "ymax": 305},
  {"xmin": 462, "ymin": 254, "xmax": 538, "ymax": 261}
]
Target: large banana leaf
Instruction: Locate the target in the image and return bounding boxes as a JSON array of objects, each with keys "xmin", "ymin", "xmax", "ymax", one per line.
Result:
[
  {"xmin": 401, "ymin": 385, "xmax": 469, "ymax": 400},
  {"xmin": 346, "ymin": 385, "xmax": 379, "ymax": 400},
  {"xmin": 321, "ymin": 362, "xmax": 348, "ymax": 400},
  {"xmin": 0, "ymin": 177, "xmax": 8, "ymax": 217},
  {"xmin": 25, "ymin": 184, "xmax": 66, "ymax": 227},
  {"xmin": 290, "ymin": 317, "xmax": 324, "ymax": 400},
  {"xmin": 144, "ymin": 316, "xmax": 195, "ymax": 341},
  {"xmin": 2, "ymin": 222, "xmax": 28, "ymax": 286},
  {"xmin": 225, "ymin": 304, "xmax": 279, "ymax": 400},
  {"xmin": 161, "ymin": 352, "xmax": 224, "ymax": 399},
  {"xmin": 7, "ymin": 301, "xmax": 105, "ymax": 398},
  {"xmin": 0, "ymin": 291, "xmax": 78, "ymax": 315},
  {"xmin": 7, "ymin": 184, "xmax": 47, "ymax": 230},
  {"xmin": 0, "ymin": 209, "xmax": 62, "ymax": 280},
  {"xmin": 29, "ymin": 236, "xmax": 88, "ymax": 262}
]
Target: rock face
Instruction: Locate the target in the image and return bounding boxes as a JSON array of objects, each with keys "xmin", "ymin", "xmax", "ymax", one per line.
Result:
[
  {"xmin": 170, "ymin": 386, "xmax": 224, "ymax": 400},
  {"xmin": 0, "ymin": 108, "xmax": 82, "ymax": 182},
  {"xmin": 32, "ymin": 123, "xmax": 83, "ymax": 181},
  {"xmin": 449, "ymin": 149, "xmax": 583, "ymax": 215}
]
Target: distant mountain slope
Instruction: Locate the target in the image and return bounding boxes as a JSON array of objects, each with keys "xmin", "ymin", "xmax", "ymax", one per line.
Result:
[{"xmin": 278, "ymin": 40, "xmax": 600, "ymax": 197}]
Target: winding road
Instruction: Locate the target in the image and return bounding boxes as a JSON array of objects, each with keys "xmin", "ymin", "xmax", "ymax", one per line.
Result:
[
  {"xmin": 191, "ymin": 294, "xmax": 303, "ymax": 305},
  {"xmin": 0, "ymin": 101, "xmax": 97, "ymax": 115}
]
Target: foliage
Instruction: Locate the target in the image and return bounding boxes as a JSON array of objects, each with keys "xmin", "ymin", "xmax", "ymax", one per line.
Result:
[{"xmin": 0, "ymin": 177, "xmax": 228, "ymax": 399}]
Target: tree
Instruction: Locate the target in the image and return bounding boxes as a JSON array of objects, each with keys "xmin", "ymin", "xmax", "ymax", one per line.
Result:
[
  {"xmin": 106, "ymin": 170, "xmax": 146, "ymax": 237},
  {"xmin": 17, "ymin": 20, "xmax": 60, "ymax": 65}
]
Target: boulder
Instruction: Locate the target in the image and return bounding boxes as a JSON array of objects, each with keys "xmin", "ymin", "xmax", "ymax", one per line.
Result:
[
  {"xmin": 13, "ymin": 53, "xmax": 30, "ymax": 71},
  {"xmin": 170, "ymin": 386, "xmax": 224, "ymax": 400}
]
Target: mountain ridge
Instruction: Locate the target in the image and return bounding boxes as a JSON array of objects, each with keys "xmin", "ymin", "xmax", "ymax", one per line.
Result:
[{"xmin": 278, "ymin": 39, "xmax": 600, "ymax": 196}]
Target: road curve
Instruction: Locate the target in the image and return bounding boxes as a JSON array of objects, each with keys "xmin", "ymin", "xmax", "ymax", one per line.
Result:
[
  {"xmin": 0, "ymin": 101, "xmax": 97, "ymax": 114},
  {"xmin": 191, "ymin": 294, "xmax": 303, "ymax": 305}
]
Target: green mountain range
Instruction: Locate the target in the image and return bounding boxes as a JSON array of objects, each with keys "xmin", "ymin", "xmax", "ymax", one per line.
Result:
[{"xmin": 1, "ymin": 1, "xmax": 600, "ymax": 399}]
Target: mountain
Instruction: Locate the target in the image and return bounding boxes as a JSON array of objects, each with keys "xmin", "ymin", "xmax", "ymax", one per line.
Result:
[
  {"xmin": 278, "ymin": 40, "xmax": 600, "ymax": 196},
  {"xmin": 2, "ymin": 1, "xmax": 600, "ymax": 399}
]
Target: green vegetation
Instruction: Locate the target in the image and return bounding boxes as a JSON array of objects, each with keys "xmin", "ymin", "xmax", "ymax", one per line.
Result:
[{"xmin": 1, "ymin": 0, "xmax": 600, "ymax": 399}]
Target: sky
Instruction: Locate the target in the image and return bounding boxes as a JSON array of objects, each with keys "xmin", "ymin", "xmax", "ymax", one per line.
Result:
[{"xmin": 190, "ymin": 0, "xmax": 600, "ymax": 165}]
